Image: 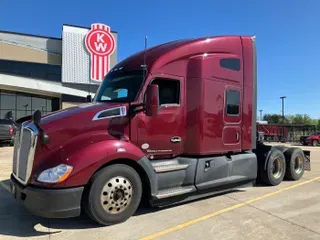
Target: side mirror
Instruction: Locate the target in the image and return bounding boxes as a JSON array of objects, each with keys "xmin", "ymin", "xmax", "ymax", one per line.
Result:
[
  {"xmin": 145, "ymin": 84, "xmax": 159, "ymax": 117},
  {"xmin": 4, "ymin": 111, "xmax": 13, "ymax": 120},
  {"xmin": 32, "ymin": 110, "xmax": 41, "ymax": 125},
  {"xmin": 86, "ymin": 95, "xmax": 92, "ymax": 102}
]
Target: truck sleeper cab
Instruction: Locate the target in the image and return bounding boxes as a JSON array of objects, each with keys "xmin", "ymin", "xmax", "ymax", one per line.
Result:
[{"xmin": 10, "ymin": 36, "xmax": 311, "ymax": 226}]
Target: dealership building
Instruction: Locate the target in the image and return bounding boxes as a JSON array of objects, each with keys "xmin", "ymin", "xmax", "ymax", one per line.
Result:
[{"xmin": 0, "ymin": 24, "xmax": 118, "ymax": 120}]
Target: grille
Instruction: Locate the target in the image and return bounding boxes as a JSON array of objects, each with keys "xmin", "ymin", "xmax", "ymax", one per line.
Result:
[{"xmin": 12, "ymin": 124, "xmax": 37, "ymax": 184}]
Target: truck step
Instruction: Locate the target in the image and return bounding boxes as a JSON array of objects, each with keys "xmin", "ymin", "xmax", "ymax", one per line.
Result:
[
  {"xmin": 156, "ymin": 186, "xmax": 195, "ymax": 199},
  {"xmin": 153, "ymin": 164, "xmax": 190, "ymax": 173}
]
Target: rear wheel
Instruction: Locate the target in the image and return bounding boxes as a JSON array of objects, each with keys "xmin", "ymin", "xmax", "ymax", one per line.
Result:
[
  {"xmin": 284, "ymin": 148, "xmax": 305, "ymax": 180},
  {"xmin": 260, "ymin": 148, "xmax": 286, "ymax": 186},
  {"xmin": 84, "ymin": 164, "xmax": 143, "ymax": 226}
]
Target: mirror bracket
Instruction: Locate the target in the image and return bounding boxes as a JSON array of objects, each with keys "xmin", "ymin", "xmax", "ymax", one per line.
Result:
[{"xmin": 86, "ymin": 95, "xmax": 93, "ymax": 102}]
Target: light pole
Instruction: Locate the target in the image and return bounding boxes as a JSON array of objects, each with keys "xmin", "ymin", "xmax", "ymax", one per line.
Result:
[
  {"xmin": 280, "ymin": 96, "xmax": 286, "ymax": 121},
  {"xmin": 280, "ymin": 96, "xmax": 286, "ymax": 142},
  {"xmin": 259, "ymin": 109, "xmax": 263, "ymax": 121}
]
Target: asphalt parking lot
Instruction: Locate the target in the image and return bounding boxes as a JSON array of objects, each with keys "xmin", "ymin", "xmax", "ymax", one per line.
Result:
[{"xmin": 0, "ymin": 143, "xmax": 320, "ymax": 240}]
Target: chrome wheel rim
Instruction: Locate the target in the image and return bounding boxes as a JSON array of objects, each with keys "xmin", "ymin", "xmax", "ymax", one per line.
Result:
[
  {"xmin": 294, "ymin": 155, "xmax": 303, "ymax": 174},
  {"xmin": 100, "ymin": 176, "xmax": 133, "ymax": 214},
  {"xmin": 272, "ymin": 157, "xmax": 283, "ymax": 179}
]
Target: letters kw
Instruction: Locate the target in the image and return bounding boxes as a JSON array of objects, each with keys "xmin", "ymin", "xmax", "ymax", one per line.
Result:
[{"xmin": 94, "ymin": 34, "xmax": 108, "ymax": 52}]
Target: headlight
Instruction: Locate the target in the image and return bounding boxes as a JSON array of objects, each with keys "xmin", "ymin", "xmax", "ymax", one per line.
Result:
[{"xmin": 37, "ymin": 164, "xmax": 73, "ymax": 183}]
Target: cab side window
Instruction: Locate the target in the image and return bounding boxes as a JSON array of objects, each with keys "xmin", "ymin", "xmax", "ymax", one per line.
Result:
[
  {"xmin": 152, "ymin": 78, "xmax": 180, "ymax": 105},
  {"xmin": 220, "ymin": 58, "xmax": 241, "ymax": 71}
]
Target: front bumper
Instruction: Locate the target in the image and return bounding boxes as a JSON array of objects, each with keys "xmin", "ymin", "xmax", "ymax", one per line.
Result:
[{"xmin": 10, "ymin": 174, "xmax": 84, "ymax": 218}]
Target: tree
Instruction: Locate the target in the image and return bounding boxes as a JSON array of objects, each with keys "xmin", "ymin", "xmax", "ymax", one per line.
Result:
[
  {"xmin": 317, "ymin": 119, "xmax": 320, "ymax": 131},
  {"xmin": 263, "ymin": 113, "xmax": 316, "ymax": 125},
  {"xmin": 263, "ymin": 114, "xmax": 283, "ymax": 124},
  {"xmin": 288, "ymin": 114, "xmax": 313, "ymax": 125}
]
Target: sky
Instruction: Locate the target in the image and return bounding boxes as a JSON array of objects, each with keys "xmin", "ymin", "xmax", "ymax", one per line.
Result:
[{"xmin": 1, "ymin": 0, "xmax": 320, "ymax": 118}]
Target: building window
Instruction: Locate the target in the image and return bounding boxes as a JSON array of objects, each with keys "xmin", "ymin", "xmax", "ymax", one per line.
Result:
[
  {"xmin": 32, "ymin": 97, "xmax": 47, "ymax": 112},
  {"xmin": 220, "ymin": 58, "xmax": 241, "ymax": 71},
  {"xmin": 0, "ymin": 92, "xmax": 16, "ymax": 120},
  {"xmin": 0, "ymin": 93, "xmax": 16, "ymax": 110},
  {"xmin": 226, "ymin": 89, "xmax": 240, "ymax": 115},
  {"xmin": 0, "ymin": 59, "xmax": 61, "ymax": 82},
  {"xmin": 0, "ymin": 90, "xmax": 59, "ymax": 121},
  {"xmin": 151, "ymin": 78, "xmax": 180, "ymax": 105}
]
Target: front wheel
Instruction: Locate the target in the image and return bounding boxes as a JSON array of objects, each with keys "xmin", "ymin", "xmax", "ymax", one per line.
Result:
[{"xmin": 84, "ymin": 164, "xmax": 143, "ymax": 226}]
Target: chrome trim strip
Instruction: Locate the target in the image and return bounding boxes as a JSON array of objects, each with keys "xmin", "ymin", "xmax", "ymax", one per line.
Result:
[
  {"xmin": 156, "ymin": 187, "xmax": 194, "ymax": 199},
  {"xmin": 154, "ymin": 164, "xmax": 190, "ymax": 173},
  {"xmin": 92, "ymin": 106, "xmax": 127, "ymax": 121},
  {"xmin": 251, "ymin": 36, "xmax": 257, "ymax": 149},
  {"xmin": 25, "ymin": 131, "xmax": 38, "ymax": 184}
]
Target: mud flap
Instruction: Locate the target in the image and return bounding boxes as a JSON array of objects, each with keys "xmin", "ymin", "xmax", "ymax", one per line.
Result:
[{"xmin": 303, "ymin": 150, "xmax": 311, "ymax": 171}]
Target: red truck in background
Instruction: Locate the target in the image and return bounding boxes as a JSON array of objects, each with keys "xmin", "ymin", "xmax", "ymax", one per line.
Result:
[
  {"xmin": 257, "ymin": 122, "xmax": 288, "ymax": 142},
  {"xmin": 10, "ymin": 36, "xmax": 311, "ymax": 226},
  {"xmin": 300, "ymin": 132, "xmax": 320, "ymax": 146}
]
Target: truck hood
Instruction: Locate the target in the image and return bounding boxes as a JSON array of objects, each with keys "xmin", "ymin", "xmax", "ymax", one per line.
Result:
[
  {"xmin": 41, "ymin": 102, "xmax": 106, "ymax": 124},
  {"xmin": 38, "ymin": 102, "xmax": 129, "ymax": 151}
]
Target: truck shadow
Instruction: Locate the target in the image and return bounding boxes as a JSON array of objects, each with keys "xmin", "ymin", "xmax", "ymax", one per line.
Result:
[{"xmin": 0, "ymin": 182, "xmax": 244, "ymax": 238}]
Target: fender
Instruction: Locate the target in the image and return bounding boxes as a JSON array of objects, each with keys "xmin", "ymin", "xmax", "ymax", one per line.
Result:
[
  {"xmin": 62, "ymin": 137, "xmax": 157, "ymax": 197},
  {"xmin": 30, "ymin": 131, "xmax": 158, "ymax": 196},
  {"xmin": 30, "ymin": 131, "xmax": 100, "ymax": 188},
  {"xmin": 271, "ymin": 145, "xmax": 289, "ymax": 154},
  {"xmin": 62, "ymin": 139, "xmax": 142, "ymax": 186}
]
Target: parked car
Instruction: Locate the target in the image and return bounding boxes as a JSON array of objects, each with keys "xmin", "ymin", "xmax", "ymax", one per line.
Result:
[
  {"xmin": 0, "ymin": 111, "xmax": 19, "ymax": 146},
  {"xmin": 300, "ymin": 132, "xmax": 320, "ymax": 146}
]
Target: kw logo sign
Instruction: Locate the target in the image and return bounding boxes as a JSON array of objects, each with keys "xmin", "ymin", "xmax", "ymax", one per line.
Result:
[{"xmin": 85, "ymin": 23, "xmax": 116, "ymax": 81}]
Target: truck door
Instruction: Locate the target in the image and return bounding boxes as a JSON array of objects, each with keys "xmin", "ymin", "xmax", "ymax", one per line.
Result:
[
  {"xmin": 222, "ymin": 86, "xmax": 242, "ymax": 152},
  {"xmin": 136, "ymin": 75, "xmax": 184, "ymax": 159}
]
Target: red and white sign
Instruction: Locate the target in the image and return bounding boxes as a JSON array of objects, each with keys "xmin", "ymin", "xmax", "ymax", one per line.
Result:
[{"xmin": 85, "ymin": 23, "xmax": 116, "ymax": 81}]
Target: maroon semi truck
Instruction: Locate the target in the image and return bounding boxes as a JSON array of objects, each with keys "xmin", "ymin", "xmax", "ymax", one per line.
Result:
[{"xmin": 10, "ymin": 36, "xmax": 311, "ymax": 226}]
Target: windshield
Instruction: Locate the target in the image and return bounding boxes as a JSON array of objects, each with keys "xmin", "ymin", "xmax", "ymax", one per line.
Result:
[
  {"xmin": 94, "ymin": 70, "xmax": 144, "ymax": 103},
  {"xmin": 310, "ymin": 132, "xmax": 320, "ymax": 136}
]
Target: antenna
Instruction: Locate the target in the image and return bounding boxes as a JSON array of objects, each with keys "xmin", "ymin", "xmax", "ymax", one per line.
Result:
[{"xmin": 142, "ymin": 35, "xmax": 148, "ymax": 79}]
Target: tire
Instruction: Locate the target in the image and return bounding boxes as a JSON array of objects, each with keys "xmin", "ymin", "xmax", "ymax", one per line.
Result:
[
  {"xmin": 84, "ymin": 164, "xmax": 143, "ymax": 226},
  {"xmin": 312, "ymin": 140, "xmax": 318, "ymax": 146},
  {"xmin": 260, "ymin": 148, "xmax": 286, "ymax": 186},
  {"xmin": 284, "ymin": 148, "xmax": 305, "ymax": 181}
]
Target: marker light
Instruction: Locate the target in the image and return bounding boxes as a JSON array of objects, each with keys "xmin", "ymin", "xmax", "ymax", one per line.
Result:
[{"xmin": 37, "ymin": 164, "xmax": 73, "ymax": 183}]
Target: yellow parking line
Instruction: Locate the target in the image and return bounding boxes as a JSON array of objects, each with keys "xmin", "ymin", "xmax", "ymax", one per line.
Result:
[
  {"xmin": 0, "ymin": 180, "xmax": 11, "ymax": 193},
  {"xmin": 140, "ymin": 176, "xmax": 320, "ymax": 240}
]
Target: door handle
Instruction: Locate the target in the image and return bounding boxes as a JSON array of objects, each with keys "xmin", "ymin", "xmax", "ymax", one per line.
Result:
[
  {"xmin": 236, "ymin": 133, "xmax": 239, "ymax": 141},
  {"xmin": 171, "ymin": 136, "xmax": 181, "ymax": 143}
]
